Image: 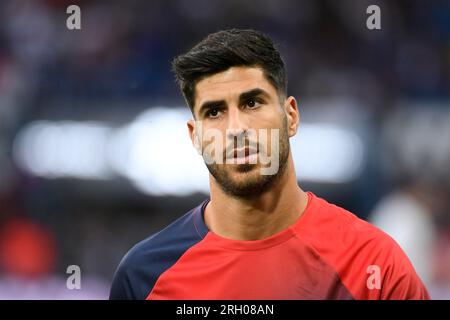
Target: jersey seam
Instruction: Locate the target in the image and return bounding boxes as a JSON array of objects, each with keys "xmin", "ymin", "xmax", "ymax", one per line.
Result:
[{"xmin": 145, "ymin": 235, "xmax": 210, "ymax": 299}]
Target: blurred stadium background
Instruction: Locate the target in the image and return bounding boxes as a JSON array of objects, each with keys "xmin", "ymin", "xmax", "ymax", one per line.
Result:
[{"xmin": 0, "ymin": 0, "xmax": 449, "ymax": 299}]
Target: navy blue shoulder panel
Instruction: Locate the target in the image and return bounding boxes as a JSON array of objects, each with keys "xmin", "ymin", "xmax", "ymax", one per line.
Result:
[{"xmin": 109, "ymin": 200, "xmax": 209, "ymax": 300}]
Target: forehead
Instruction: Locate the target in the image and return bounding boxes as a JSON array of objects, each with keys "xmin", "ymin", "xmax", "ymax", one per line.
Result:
[{"xmin": 194, "ymin": 67, "xmax": 277, "ymax": 109}]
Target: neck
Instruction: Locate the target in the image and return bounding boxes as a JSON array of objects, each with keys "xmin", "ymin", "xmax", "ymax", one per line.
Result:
[{"xmin": 204, "ymin": 154, "xmax": 308, "ymax": 241}]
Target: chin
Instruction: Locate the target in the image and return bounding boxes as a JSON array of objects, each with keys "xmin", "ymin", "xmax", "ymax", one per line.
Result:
[
  {"xmin": 206, "ymin": 161, "xmax": 280, "ymax": 198},
  {"xmin": 223, "ymin": 170, "xmax": 274, "ymax": 196},
  {"xmin": 233, "ymin": 163, "xmax": 259, "ymax": 173}
]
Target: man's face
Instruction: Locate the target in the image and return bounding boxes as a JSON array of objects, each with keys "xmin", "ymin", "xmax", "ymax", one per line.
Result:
[{"xmin": 189, "ymin": 66, "xmax": 295, "ymax": 197}]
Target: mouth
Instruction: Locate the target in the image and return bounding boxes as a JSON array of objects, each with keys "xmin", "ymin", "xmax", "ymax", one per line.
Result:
[{"xmin": 226, "ymin": 147, "xmax": 258, "ymax": 164}]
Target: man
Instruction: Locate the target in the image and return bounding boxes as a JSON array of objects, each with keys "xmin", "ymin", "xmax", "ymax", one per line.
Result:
[{"xmin": 110, "ymin": 29, "xmax": 429, "ymax": 300}]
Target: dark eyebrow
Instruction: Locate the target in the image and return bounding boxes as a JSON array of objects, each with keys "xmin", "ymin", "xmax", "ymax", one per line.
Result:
[
  {"xmin": 198, "ymin": 100, "xmax": 226, "ymax": 117},
  {"xmin": 197, "ymin": 88, "xmax": 270, "ymax": 117},
  {"xmin": 239, "ymin": 88, "xmax": 270, "ymax": 102}
]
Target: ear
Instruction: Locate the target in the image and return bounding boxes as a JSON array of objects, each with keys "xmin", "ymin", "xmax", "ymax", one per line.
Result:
[
  {"xmin": 284, "ymin": 96, "xmax": 300, "ymax": 137},
  {"xmin": 187, "ymin": 119, "xmax": 202, "ymax": 154}
]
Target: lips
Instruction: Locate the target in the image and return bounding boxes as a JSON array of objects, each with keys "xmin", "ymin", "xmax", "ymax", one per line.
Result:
[
  {"xmin": 236, "ymin": 148, "xmax": 257, "ymax": 158},
  {"xmin": 225, "ymin": 147, "xmax": 258, "ymax": 163}
]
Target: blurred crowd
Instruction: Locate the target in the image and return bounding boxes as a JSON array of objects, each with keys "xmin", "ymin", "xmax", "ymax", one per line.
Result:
[{"xmin": 0, "ymin": 0, "xmax": 449, "ymax": 299}]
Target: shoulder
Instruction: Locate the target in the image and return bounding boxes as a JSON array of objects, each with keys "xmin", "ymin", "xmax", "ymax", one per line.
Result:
[
  {"xmin": 301, "ymin": 193, "xmax": 391, "ymax": 248},
  {"xmin": 300, "ymin": 193, "xmax": 430, "ymax": 299},
  {"xmin": 109, "ymin": 201, "xmax": 208, "ymax": 300}
]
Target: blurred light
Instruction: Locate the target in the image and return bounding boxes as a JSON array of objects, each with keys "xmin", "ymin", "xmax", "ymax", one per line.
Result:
[
  {"xmin": 0, "ymin": 218, "xmax": 56, "ymax": 277},
  {"xmin": 13, "ymin": 121, "xmax": 113, "ymax": 179},
  {"xmin": 291, "ymin": 124, "xmax": 364, "ymax": 183},
  {"xmin": 13, "ymin": 108, "xmax": 365, "ymax": 195},
  {"xmin": 108, "ymin": 108, "xmax": 209, "ymax": 196}
]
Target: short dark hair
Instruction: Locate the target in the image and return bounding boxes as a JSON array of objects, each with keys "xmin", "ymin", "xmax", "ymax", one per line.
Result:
[{"xmin": 172, "ymin": 29, "xmax": 287, "ymax": 113}]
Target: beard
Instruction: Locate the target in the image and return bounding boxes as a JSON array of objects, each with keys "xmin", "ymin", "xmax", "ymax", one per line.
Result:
[{"xmin": 203, "ymin": 116, "xmax": 290, "ymax": 198}]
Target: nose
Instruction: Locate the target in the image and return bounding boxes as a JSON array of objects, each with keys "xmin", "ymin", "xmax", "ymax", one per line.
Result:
[{"xmin": 226, "ymin": 107, "xmax": 249, "ymax": 141}]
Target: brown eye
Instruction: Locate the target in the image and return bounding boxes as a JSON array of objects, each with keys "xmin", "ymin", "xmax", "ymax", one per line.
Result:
[
  {"xmin": 207, "ymin": 108, "xmax": 220, "ymax": 118},
  {"xmin": 246, "ymin": 98, "xmax": 261, "ymax": 109}
]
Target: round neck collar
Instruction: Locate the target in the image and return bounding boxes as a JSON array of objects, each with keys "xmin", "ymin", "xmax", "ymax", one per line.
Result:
[{"xmin": 193, "ymin": 192, "xmax": 315, "ymax": 251}]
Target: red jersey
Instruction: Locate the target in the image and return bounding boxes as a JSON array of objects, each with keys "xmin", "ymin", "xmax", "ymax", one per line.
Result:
[{"xmin": 110, "ymin": 192, "xmax": 430, "ymax": 300}]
